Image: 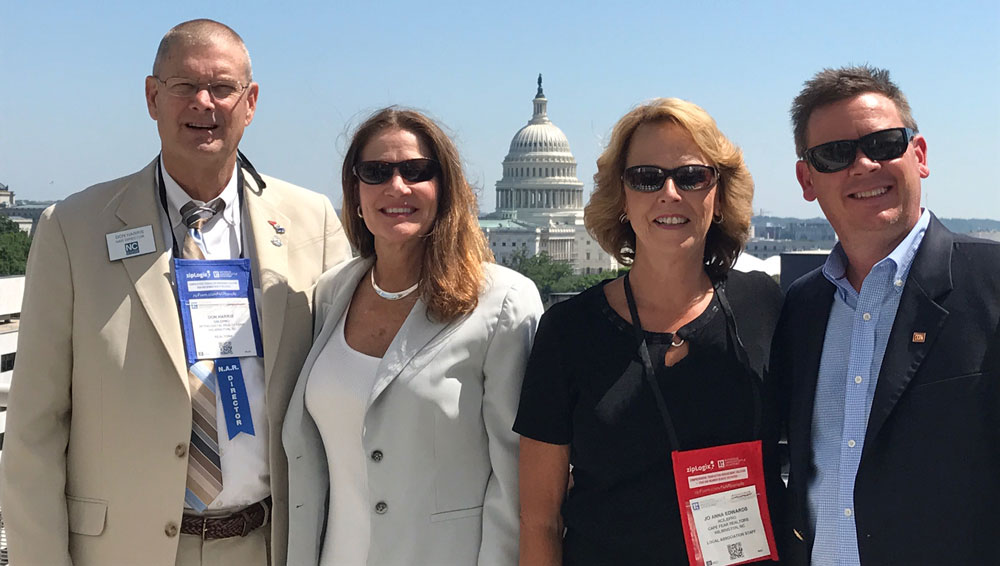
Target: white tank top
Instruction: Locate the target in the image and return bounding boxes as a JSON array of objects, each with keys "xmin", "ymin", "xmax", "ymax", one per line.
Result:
[{"xmin": 304, "ymin": 306, "xmax": 381, "ymax": 566}]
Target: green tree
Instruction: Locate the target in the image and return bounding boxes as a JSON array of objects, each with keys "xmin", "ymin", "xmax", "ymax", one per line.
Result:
[
  {"xmin": 509, "ymin": 250, "xmax": 572, "ymax": 301},
  {"xmin": 0, "ymin": 216, "xmax": 32, "ymax": 275}
]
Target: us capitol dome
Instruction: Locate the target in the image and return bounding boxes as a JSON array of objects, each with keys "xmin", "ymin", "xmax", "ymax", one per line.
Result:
[{"xmin": 480, "ymin": 76, "xmax": 618, "ymax": 276}]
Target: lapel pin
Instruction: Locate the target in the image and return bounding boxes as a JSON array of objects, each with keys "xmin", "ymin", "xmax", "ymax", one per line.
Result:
[
  {"xmin": 793, "ymin": 529, "xmax": 804, "ymax": 541},
  {"xmin": 271, "ymin": 237, "xmax": 283, "ymax": 247},
  {"xmin": 267, "ymin": 220, "xmax": 286, "ymax": 234},
  {"xmin": 912, "ymin": 332, "xmax": 926, "ymax": 343}
]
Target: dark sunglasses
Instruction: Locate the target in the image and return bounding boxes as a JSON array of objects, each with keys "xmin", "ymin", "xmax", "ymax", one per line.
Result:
[
  {"xmin": 803, "ymin": 127, "xmax": 916, "ymax": 173},
  {"xmin": 622, "ymin": 164, "xmax": 718, "ymax": 193},
  {"xmin": 354, "ymin": 158, "xmax": 440, "ymax": 185}
]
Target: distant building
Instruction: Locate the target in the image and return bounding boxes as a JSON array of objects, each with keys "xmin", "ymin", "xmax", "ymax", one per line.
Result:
[
  {"xmin": 745, "ymin": 218, "xmax": 837, "ymax": 259},
  {"xmin": 0, "ymin": 204, "xmax": 48, "ymax": 236},
  {"xmin": 480, "ymin": 76, "xmax": 619, "ymax": 275},
  {"xmin": 0, "ymin": 276, "xmax": 24, "ymax": 407},
  {"xmin": 0, "ymin": 183, "xmax": 12, "ymax": 207}
]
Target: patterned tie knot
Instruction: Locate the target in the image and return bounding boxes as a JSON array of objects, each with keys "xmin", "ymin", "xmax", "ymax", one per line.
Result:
[{"xmin": 180, "ymin": 199, "xmax": 226, "ymax": 231}]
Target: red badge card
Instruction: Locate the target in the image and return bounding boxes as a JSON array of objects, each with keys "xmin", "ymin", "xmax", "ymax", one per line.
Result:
[{"xmin": 671, "ymin": 440, "xmax": 778, "ymax": 566}]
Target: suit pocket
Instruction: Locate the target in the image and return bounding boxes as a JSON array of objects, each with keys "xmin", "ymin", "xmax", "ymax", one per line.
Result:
[
  {"xmin": 430, "ymin": 505, "xmax": 483, "ymax": 523},
  {"xmin": 66, "ymin": 495, "xmax": 108, "ymax": 536},
  {"xmin": 910, "ymin": 371, "xmax": 983, "ymax": 390}
]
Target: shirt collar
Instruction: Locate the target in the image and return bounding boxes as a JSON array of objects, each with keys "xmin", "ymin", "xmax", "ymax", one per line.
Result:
[
  {"xmin": 822, "ymin": 208, "xmax": 931, "ymax": 296},
  {"xmin": 160, "ymin": 159, "xmax": 240, "ymax": 229}
]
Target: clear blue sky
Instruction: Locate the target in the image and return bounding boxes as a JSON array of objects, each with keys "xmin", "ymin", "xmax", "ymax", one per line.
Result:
[{"xmin": 2, "ymin": 0, "xmax": 998, "ymax": 220}]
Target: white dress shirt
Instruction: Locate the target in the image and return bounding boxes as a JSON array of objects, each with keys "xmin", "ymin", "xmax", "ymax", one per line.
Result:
[{"xmin": 158, "ymin": 159, "xmax": 270, "ymax": 511}]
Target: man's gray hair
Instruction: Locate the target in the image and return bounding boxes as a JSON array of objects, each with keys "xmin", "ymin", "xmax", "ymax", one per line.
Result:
[{"xmin": 152, "ymin": 19, "xmax": 252, "ymax": 82}]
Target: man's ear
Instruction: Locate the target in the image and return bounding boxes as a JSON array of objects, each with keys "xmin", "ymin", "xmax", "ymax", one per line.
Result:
[
  {"xmin": 796, "ymin": 160, "xmax": 817, "ymax": 202},
  {"xmin": 912, "ymin": 134, "xmax": 929, "ymax": 179},
  {"xmin": 145, "ymin": 76, "xmax": 160, "ymax": 121}
]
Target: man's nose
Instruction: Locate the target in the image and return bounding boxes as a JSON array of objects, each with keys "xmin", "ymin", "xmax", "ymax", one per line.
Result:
[{"xmin": 190, "ymin": 87, "xmax": 216, "ymax": 109}]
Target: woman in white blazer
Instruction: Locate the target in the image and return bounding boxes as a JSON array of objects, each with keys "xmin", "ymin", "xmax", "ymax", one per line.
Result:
[{"xmin": 283, "ymin": 108, "xmax": 543, "ymax": 566}]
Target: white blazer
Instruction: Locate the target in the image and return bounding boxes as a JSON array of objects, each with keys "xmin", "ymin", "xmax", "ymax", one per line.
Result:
[{"xmin": 283, "ymin": 257, "xmax": 543, "ymax": 565}]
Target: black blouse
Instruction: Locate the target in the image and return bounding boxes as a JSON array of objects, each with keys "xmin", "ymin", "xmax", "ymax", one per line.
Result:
[{"xmin": 514, "ymin": 270, "xmax": 784, "ymax": 566}]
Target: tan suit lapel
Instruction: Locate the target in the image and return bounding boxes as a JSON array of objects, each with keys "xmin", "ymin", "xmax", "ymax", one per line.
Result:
[
  {"xmin": 114, "ymin": 159, "xmax": 188, "ymax": 388},
  {"xmin": 243, "ymin": 173, "xmax": 290, "ymax": 384},
  {"xmin": 368, "ymin": 299, "xmax": 451, "ymax": 408}
]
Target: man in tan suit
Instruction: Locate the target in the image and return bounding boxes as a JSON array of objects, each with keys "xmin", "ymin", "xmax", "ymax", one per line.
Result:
[{"xmin": 0, "ymin": 19, "xmax": 351, "ymax": 566}]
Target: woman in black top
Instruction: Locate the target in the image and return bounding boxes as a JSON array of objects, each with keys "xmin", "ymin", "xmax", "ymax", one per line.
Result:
[{"xmin": 515, "ymin": 98, "xmax": 784, "ymax": 565}]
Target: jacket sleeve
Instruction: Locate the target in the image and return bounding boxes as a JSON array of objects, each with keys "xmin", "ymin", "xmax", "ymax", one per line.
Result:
[
  {"xmin": 478, "ymin": 276, "xmax": 544, "ymax": 565},
  {"xmin": 0, "ymin": 206, "xmax": 74, "ymax": 566},
  {"xmin": 320, "ymin": 195, "xmax": 352, "ymax": 270}
]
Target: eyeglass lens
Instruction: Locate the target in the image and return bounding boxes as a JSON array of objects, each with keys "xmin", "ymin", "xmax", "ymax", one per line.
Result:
[
  {"xmin": 806, "ymin": 128, "xmax": 913, "ymax": 173},
  {"xmin": 624, "ymin": 165, "xmax": 717, "ymax": 192},
  {"xmin": 355, "ymin": 159, "xmax": 439, "ymax": 185}
]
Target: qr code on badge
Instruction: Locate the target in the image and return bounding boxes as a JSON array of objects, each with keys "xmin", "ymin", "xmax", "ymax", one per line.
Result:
[
  {"xmin": 220, "ymin": 341, "xmax": 233, "ymax": 355},
  {"xmin": 727, "ymin": 542, "xmax": 744, "ymax": 560}
]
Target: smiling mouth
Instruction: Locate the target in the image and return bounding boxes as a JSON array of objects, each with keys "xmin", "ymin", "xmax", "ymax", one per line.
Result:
[
  {"xmin": 186, "ymin": 123, "xmax": 218, "ymax": 131},
  {"xmin": 850, "ymin": 186, "xmax": 890, "ymax": 199},
  {"xmin": 654, "ymin": 216, "xmax": 689, "ymax": 225},
  {"xmin": 382, "ymin": 207, "xmax": 416, "ymax": 215}
]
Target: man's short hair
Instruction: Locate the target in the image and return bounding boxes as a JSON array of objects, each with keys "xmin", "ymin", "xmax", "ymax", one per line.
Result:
[
  {"xmin": 791, "ymin": 64, "xmax": 917, "ymax": 158},
  {"xmin": 152, "ymin": 19, "xmax": 252, "ymax": 82}
]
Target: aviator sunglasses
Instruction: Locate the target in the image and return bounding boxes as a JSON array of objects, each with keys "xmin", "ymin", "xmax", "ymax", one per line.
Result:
[
  {"xmin": 354, "ymin": 159, "xmax": 440, "ymax": 185},
  {"xmin": 803, "ymin": 127, "xmax": 916, "ymax": 173},
  {"xmin": 622, "ymin": 164, "xmax": 719, "ymax": 193}
]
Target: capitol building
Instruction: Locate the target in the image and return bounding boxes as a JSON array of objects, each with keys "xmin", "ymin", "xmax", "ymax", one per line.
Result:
[{"xmin": 480, "ymin": 76, "xmax": 619, "ymax": 274}]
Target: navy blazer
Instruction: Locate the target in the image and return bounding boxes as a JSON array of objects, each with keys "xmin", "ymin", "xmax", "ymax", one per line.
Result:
[{"xmin": 772, "ymin": 214, "xmax": 1000, "ymax": 565}]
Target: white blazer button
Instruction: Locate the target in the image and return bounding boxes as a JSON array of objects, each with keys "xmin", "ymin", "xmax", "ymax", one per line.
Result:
[
  {"xmin": 165, "ymin": 522, "xmax": 178, "ymax": 537},
  {"xmin": 371, "ymin": 450, "xmax": 383, "ymax": 462},
  {"xmin": 375, "ymin": 501, "xmax": 388, "ymax": 514}
]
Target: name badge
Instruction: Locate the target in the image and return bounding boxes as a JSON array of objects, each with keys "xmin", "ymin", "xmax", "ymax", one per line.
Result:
[
  {"xmin": 106, "ymin": 225, "xmax": 156, "ymax": 261},
  {"xmin": 672, "ymin": 440, "xmax": 779, "ymax": 566},
  {"xmin": 174, "ymin": 258, "xmax": 263, "ymax": 365}
]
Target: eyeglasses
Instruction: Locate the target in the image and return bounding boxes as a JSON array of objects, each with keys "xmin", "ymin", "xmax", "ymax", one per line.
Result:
[
  {"xmin": 803, "ymin": 127, "xmax": 916, "ymax": 173},
  {"xmin": 153, "ymin": 76, "xmax": 249, "ymax": 101},
  {"xmin": 354, "ymin": 159, "xmax": 440, "ymax": 185},
  {"xmin": 622, "ymin": 164, "xmax": 718, "ymax": 193}
]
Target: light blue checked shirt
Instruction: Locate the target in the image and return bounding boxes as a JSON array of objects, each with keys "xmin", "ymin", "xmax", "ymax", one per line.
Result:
[{"xmin": 808, "ymin": 209, "xmax": 930, "ymax": 566}]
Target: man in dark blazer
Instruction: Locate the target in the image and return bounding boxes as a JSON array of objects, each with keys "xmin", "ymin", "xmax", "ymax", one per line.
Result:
[{"xmin": 773, "ymin": 65, "xmax": 1000, "ymax": 565}]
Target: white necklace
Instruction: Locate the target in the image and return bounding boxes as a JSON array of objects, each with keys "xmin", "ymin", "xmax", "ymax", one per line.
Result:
[{"xmin": 370, "ymin": 268, "xmax": 419, "ymax": 301}]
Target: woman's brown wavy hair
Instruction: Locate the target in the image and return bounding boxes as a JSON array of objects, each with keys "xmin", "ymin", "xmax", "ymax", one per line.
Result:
[{"xmin": 341, "ymin": 107, "xmax": 493, "ymax": 321}]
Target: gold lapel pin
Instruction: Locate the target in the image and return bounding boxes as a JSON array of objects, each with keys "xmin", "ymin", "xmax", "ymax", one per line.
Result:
[
  {"xmin": 793, "ymin": 529, "xmax": 804, "ymax": 541},
  {"xmin": 912, "ymin": 332, "xmax": 926, "ymax": 343}
]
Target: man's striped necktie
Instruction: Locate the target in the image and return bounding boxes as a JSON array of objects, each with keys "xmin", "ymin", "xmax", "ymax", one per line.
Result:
[{"xmin": 179, "ymin": 199, "xmax": 225, "ymax": 511}]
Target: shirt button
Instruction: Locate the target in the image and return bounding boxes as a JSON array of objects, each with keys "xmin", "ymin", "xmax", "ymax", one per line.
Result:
[
  {"xmin": 165, "ymin": 522, "xmax": 179, "ymax": 537},
  {"xmin": 375, "ymin": 501, "xmax": 388, "ymax": 514},
  {"xmin": 894, "ymin": 279, "xmax": 903, "ymax": 287},
  {"xmin": 855, "ymin": 376, "xmax": 863, "ymax": 384},
  {"xmin": 863, "ymin": 312, "xmax": 872, "ymax": 321},
  {"xmin": 848, "ymin": 439, "xmax": 856, "ymax": 448},
  {"xmin": 844, "ymin": 508, "xmax": 853, "ymax": 517},
  {"xmin": 371, "ymin": 450, "xmax": 384, "ymax": 462},
  {"xmin": 175, "ymin": 443, "xmax": 187, "ymax": 458}
]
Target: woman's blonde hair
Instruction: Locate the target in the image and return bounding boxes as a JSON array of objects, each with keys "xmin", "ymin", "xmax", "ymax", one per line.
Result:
[
  {"xmin": 585, "ymin": 98, "xmax": 754, "ymax": 280},
  {"xmin": 341, "ymin": 107, "xmax": 493, "ymax": 321}
]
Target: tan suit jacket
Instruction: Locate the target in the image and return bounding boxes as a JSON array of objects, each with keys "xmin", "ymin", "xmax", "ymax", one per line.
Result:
[
  {"xmin": 283, "ymin": 258, "xmax": 543, "ymax": 565},
  {"xmin": 0, "ymin": 159, "xmax": 351, "ymax": 566}
]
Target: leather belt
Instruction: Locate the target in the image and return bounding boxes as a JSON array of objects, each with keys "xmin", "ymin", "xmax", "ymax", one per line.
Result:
[{"xmin": 181, "ymin": 497, "xmax": 271, "ymax": 540}]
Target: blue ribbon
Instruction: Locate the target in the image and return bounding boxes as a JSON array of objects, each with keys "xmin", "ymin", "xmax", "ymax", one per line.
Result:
[{"xmin": 216, "ymin": 357, "xmax": 255, "ymax": 439}]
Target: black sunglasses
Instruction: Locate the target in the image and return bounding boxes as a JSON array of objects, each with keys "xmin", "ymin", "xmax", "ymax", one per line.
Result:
[
  {"xmin": 803, "ymin": 127, "xmax": 916, "ymax": 173},
  {"xmin": 622, "ymin": 164, "xmax": 718, "ymax": 193},
  {"xmin": 354, "ymin": 158, "xmax": 440, "ymax": 185}
]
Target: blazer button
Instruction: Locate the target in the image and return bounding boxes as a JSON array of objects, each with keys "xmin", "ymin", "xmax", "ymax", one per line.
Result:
[
  {"xmin": 371, "ymin": 450, "xmax": 383, "ymax": 462},
  {"xmin": 175, "ymin": 443, "xmax": 187, "ymax": 458},
  {"xmin": 374, "ymin": 501, "xmax": 388, "ymax": 514},
  {"xmin": 165, "ymin": 522, "xmax": 179, "ymax": 537}
]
